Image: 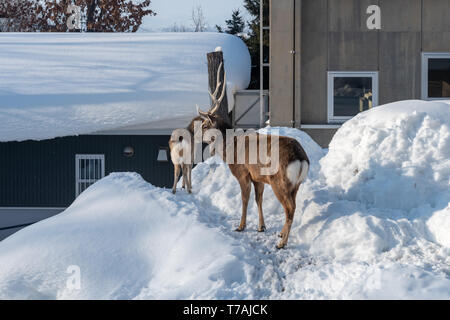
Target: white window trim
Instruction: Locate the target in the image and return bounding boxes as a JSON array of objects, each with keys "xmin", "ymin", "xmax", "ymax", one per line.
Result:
[
  {"xmin": 75, "ymin": 154, "xmax": 105, "ymax": 197},
  {"xmin": 421, "ymin": 52, "xmax": 450, "ymax": 100},
  {"xmin": 327, "ymin": 71, "xmax": 379, "ymax": 123}
]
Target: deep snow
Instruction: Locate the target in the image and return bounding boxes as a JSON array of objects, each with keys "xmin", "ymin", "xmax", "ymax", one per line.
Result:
[
  {"xmin": 0, "ymin": 33, "xmax": 251, "ymax": 142},
  {"xmin": 0, "ymin": 100, "xmax": 449, "ymax": 299}
]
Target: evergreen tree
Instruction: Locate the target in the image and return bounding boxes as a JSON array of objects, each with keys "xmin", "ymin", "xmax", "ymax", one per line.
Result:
[
  {"xmin": 215, "ymin": 25, "xmax": 223, "ymax": 33},
  {"xmin": 225, "ymin": 9, "xmax": 245, "ymax": 36}
]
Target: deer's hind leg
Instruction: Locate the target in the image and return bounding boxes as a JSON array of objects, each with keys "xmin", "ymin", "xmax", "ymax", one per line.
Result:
[
  {"xmin": 183, "ymin": 164, "xmax": 192, "ymax": 194},
  {"xmin": 271, "ymin": 183, "xmax": 297, "ymax": 249},
  {"xmin": 172, "ymin": 164, "xmax": 181, "ymax": 194},
  {"xmin": 236, "ymin": 174, "xmax": 251, "ymax": 232},
  {"xmin": 253, "ymin": 181, "xmax": 266, "ymax": 232}
]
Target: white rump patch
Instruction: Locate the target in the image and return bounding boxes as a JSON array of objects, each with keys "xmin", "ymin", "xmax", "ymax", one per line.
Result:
[
  {"xmin": 298, "ymin": 160, "xmax": 309, "ymax": 183},
  {"xmin": 286, "ymin": 160, "xmax": 309, "ymax": 185},
  {"xmin": 170, "ymin": 140, "xmax": 191, "ymax": 165}
]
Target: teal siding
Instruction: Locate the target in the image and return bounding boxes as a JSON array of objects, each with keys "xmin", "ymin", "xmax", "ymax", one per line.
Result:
[{"xmin": 0, "ymin": 135, "xmax": 173, "ymax": 207}]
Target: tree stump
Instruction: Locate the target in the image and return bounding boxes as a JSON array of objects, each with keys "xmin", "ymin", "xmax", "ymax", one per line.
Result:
[{"xmin": 207, "ymin": 50, "xmax": 232, "ymax": 125}]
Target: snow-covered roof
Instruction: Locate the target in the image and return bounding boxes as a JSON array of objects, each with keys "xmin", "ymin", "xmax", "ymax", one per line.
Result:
[{"xmin": 0, "ymin": 33, "xmax": 251, "ymax": 142}]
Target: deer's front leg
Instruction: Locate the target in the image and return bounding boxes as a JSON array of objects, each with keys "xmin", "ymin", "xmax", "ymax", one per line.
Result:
[
  {"xmin": 172, "ymin": 164, "xmax": 181, "ymax": 194},
  {"xmin": 186, "ymin": 164, "xmax": 193, "ymax": 194},
  {"xmin": 236, "ymin": 175, "xmax": 251, "ymax": 232}
]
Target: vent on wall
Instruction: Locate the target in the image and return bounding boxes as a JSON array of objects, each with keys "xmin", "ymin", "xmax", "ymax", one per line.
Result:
[{"xmin": 157, "ymin": 147, "xmax": 169, "ymax": 162}]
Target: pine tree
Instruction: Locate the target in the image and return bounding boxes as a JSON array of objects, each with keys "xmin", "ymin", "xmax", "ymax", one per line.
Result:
[
  {"xmin": 225, "ymin": 9, "xmax": 245, "ymax": 36},
  {"xmin": 0, "ymin": 0, "xmax": 155, "ymax": 32}
]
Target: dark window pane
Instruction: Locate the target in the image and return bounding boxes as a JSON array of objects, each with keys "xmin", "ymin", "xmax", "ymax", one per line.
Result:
[
  {"xmin": 89, "ymin": 159, "xmax": 94, "ymax": 180},
  {"xmin": 334, "ymin": 77, "xmax": 373, "ymax": 117},
  {"xmin": 95, "ymin": 159, "xmax": 99, "ymax": 179},
  {"xmin": 80, "ymin": 159, "xmax": 85, "ymax": 179},
  {"xmin": 428, "ymin": 58, "xmax": 450, "ymax": 98}
]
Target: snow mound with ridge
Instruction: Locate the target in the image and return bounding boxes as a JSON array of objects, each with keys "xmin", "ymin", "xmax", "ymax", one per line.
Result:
[{"xmin": 321, "ymin": 100, "xmax": 450, "ymax": 212}]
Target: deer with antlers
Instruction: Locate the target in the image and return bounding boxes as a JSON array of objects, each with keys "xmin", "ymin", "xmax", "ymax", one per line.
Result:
[{"xmin": 191, "ymin": 62, "xmax": 310, "ymax": 249}]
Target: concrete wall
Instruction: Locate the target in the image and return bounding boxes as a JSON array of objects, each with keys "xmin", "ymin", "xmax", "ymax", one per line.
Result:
[
  {"xmin": 269, "ymin": 0, "xmax": 295, "ymax": 127},
  {"xmin": 270, "ymin": 0, "xmax": 450, "ymax": 146}
]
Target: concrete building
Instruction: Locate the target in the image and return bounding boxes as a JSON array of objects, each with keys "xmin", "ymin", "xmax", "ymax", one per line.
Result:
[{"xmin": 269, "ymin": 0, "xmax": 450, "ymax": 146}]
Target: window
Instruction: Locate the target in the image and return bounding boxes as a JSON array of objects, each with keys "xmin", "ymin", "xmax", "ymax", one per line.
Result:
[
  {"xmin": 75, "ymin": 154, "xmax": 105, "ymax": 197},
  {"xmin": 422, "ymin": 53, "xmax": 450, "ymax": 100},
  {"xmin": 327, "ymin": 72, "xmax": 379, "ymax": 123}
]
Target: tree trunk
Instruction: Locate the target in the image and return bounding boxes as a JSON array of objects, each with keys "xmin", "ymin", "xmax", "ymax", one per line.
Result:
[
  {"xmin": 86, "ymin": 0, "xmax": 97, "ymax": 32},
  {"xmin": 207, "ymin": 51, "xmax": 232, "ymax": 125}
]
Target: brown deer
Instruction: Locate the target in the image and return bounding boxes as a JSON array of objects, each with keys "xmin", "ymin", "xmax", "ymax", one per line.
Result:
[
  {"xmin": 192, "ymin": 63, "xmax": 310, "ymax": 249},
  {"xmin": 169, "ymin": 128, "xmax": 194, "ymax": 194}
]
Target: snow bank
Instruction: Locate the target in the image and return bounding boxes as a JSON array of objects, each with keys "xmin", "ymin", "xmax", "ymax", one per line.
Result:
[
  {"xmin": 0, "ymin": 101, "xmax": 449, "ymax": 299},
  {"xmin": 0, "ymin": 33, "xmax": 251, "ymax": 142},
  {"xmin": 321, "ymin": 100, "xmax": 450, "ymax": 211},
  {"xmin": 0, "ymin": 173, "xmax": 251, "ymax": 299}
]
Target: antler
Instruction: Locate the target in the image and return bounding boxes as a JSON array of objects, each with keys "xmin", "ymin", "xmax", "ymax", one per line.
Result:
[
  {"xmin": 196, "ymin": 104, "xmax": 209, "ymax": 119},
  {"xmin": 196, "ymin": 62, "xmax": 227, "ymax": 118},
  {"xmin": 208, "ymin": 62, "xmax": 227, "ymax": 115}
]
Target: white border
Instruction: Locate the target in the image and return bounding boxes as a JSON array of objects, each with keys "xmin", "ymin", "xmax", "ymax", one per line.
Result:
[
  {"xmin": 75, "ymin": 154, "xmax": 105, "ymax": 197},
  {"xmin": 421, "ymin": 52, "xmax": 450, "ymax": 100},
  {"xmin": 327, "ymin": 71, "xmax": 379, "ymax": 123}
]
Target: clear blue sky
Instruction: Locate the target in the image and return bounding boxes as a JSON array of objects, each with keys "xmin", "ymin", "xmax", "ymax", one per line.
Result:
[{"xmin": 141, "ymin": 0, "xmax": 249, "ymax": 31}]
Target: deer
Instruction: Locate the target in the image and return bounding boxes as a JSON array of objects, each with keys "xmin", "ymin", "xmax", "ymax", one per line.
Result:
[
  {"xmin": 169, "ymin": 128, "xmax": 194, "ymax": 194},
  {"xmin": 191, "ymin": 62, "xmax": 310, "ymax": 249}
]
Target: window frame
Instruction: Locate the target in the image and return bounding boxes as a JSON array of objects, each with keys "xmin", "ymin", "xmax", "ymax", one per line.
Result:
[
  {"xmin": 421, "ymin": 52, "xmax": 450, "ymax": 100},
  {"xmin": 327, "ymin": 71, "xmax": 379, "ymax": 123},
  {"xmin": 75, "ymin": 154, "xmax": 105, "ymax": 197}
]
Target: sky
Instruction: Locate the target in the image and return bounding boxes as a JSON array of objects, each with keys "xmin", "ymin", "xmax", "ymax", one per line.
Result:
[{"xmin": 140, "ymin": 0, "xmax": 249, "ymax": 32}]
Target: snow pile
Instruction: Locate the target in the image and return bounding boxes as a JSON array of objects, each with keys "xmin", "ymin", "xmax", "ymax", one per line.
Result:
[
  {"xmin": 0, "ymin": 100, "xmax": 449, "ymax": 299},
  {"xmin": 0, "ymin": 33, "xmax": 251, "ymax": 142},
  {"xmin": 321, "ymin": 100, "xmax": 450, "ymax": 211},
  {"xmin": 0, "ymin": 173, "xmax": 251, "ymax": 299}
]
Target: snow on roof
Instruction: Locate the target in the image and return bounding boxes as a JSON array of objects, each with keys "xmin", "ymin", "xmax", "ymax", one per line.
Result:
[{"xmin": 0, "ymin": 33, "xmax": 251, "ymax": 142}]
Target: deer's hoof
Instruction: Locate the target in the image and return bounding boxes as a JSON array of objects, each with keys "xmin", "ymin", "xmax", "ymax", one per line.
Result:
[
  {"xmin": 235, "ymin": 226, "xmax": 245, "ymax": 232},
  {"xmin": 172, "ymin": 189, "xmax": 176, "ymax": 194},
  {"xmin": 258, "ymin": 225, "xmax": 266, "ymax": 232},
  {"xmin": 276, "ymin": 242, "xmax": 287, "ymax": 250}
]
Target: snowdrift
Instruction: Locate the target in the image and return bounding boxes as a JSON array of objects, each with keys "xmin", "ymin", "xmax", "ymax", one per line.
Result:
[
  {"xmin": 0, "ymin": 173, "xmax": 251, "ymax": 299},
  {"xmin": 321, "ymin": 100, "xmax": 450, "ymax": 211},
  {"xmin": 0, "ymin": 100, "xmax": 449, "ymax": 299},
  {"xmin": 0, "ymin": 33, "xmax": 251, "ymax": 142}
]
